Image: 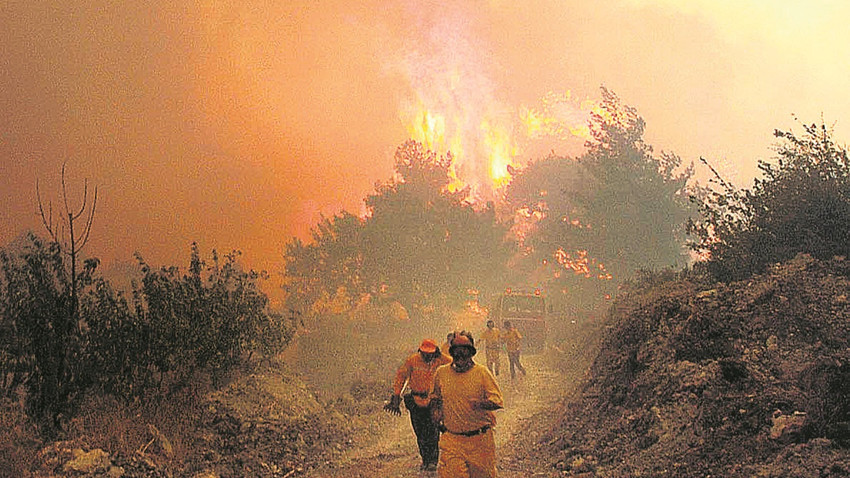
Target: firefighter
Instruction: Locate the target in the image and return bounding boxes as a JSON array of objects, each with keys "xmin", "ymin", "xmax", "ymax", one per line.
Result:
[
  {"xmin": 480, "ymin": 320, "xmax": 501, "ymax": 376},
  {"xmin": 430, "ymin": 331, "xmax": 504, "ymax": 478},
  {"xmin": 384, "ymin": 338, "xmax": 452, "ymax": 471},
  {"xmin": 502, "ymin": 321, "xmax": 527, "ymax": 380}
]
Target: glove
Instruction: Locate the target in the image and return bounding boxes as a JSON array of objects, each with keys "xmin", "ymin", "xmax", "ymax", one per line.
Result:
[{"xmin": 383, "ymin": 395, "xmax": 401, "ymax": 416}]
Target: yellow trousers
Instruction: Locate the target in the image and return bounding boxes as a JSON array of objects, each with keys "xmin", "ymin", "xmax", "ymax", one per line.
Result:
[{"xmin": 438, "ymin": 428, "xmax": 497, "ymax": 478}]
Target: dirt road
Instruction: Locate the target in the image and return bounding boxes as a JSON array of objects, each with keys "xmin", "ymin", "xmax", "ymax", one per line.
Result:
[{"xmin": 302, "ymin": 354, "xmax": 572, "ymax": 477}]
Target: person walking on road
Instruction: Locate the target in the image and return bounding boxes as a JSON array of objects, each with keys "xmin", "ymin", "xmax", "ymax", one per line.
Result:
[
  {"xmin": 430, "ymin": 331, "xmax": 504, "ymax": 477},
  {"xmin": 479, "ymin": 320, "xmax": 501, "ymax": 376},
  {"xmin": 384, "ymin": 338, "xmax": 452, "ymax": 472},
  {"xmin": 502, "ymin": 321, "xmax": 527, "ymax": 380}
]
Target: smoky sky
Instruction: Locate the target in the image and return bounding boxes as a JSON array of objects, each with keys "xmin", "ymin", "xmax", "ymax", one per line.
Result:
[{"xmin": 3, "ymin": 0, "xmax": 850, "ymax": 281}]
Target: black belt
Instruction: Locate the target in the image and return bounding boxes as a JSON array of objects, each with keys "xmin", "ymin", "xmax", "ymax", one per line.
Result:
[{"xmin": 442, "ymin": 425, "xmax": 491, "ymax": 437}]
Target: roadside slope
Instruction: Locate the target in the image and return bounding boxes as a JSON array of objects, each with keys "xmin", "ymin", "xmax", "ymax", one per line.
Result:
[{"xmin": 541, "ymin": 254, "xmax": 850, "ymax": 477}]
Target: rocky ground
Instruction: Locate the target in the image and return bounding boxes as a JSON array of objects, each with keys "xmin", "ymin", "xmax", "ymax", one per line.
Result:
[
  {"xmin": 541, "ymin": 254, "xmax": 850, "ymax": 477},
  {"xmin": 13, "ymin": 330, "xmax": 597, "ymax": 478}
]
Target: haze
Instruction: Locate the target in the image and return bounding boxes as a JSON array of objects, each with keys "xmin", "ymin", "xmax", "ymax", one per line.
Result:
[{"xmin": 3, "ymin": 0, "xmax": 849, "ymax": 286}]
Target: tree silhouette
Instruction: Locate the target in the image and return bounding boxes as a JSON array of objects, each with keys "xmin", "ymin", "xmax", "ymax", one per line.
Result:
[
  {"xmin": 362, "ymin": 140, "xmax": 510, "ymax": 321},
  {"xmin": 577, "ymin": 88, "xmax": 694, "ymax": 278},
  {"xmin": 32, "ymin": 161, "xmax": 98, "ymax": 428},
  {"xmin": 282, "ymin": 141, "xmax": 512, "ymax": 325}
]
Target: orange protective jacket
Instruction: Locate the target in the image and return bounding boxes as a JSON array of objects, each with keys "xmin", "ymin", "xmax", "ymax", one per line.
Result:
[{"xmin": 392, "ymin": 352, "xmax": 452, "ymax": 408}]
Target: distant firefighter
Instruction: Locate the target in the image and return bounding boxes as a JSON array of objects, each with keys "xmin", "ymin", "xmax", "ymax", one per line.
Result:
[
  {"xmin": 502, "ymin": 321, "xmax": 527, "ymax": 380},
  {"xmin": 441, "ymin": 331, "xmax": 456, "ymax": 357},
  {"xmin": 480, "ymin": 320, "xmax": 501, "ymax": 377}
]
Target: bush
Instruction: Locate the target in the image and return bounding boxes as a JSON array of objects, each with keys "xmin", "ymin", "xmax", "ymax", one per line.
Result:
[
  {"xmin": 1, "ymin": 237, "xmax": 292, "ymax": 431},
  {"xmin": 691, "ymin": 122, "xmax": 850, "ymax": 281},
  {"xmin": 0, "ymin": 233, "xmax": 86, "ymax": 428},
  {"xmin": 0, "ymin": 398, "xmax": 40, "ymax": 477}
]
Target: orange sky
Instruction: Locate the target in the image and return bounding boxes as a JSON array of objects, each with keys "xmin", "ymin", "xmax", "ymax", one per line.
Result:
[{"xmin": 3, "ymin": 0, "xmax": 850, "ymax": 283}]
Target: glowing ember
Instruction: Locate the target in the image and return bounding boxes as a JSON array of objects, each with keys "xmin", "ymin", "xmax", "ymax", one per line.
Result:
[{"xmin": 554, "ymin": 248, "xmax": 613, "ymax": 280}]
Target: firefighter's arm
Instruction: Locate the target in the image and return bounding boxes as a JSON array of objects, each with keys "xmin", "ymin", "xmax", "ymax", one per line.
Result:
[
  {"xmin": 473, "ymin": 370, "xmax": 504, "ymax": 411},
  {"xmin": 391, "ymin": 357, "xmax": 413, "ymax": 396},
  {"xmin": 429, "ymin": 379, "xmax": 444, "ymax": 427},
  {"xmin": 385, "ymin": 357, "xmax": 411, "ymax": 416}
]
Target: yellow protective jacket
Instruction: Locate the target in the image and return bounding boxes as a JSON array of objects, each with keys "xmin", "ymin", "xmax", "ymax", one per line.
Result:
[
  {"xmin": 480, "ymin": 328, "xmax": 501, "ymax": 354},
  {"xmin": 392, "ymin": 352, "xmax": 452, "ymax": 407},
  {"xmin": 431, "ymin": 363, "xmax": 504, "ymax": 434},
  {"xmin": 502, "ymin": 328, "xmax": 522, "ymax": 353}
]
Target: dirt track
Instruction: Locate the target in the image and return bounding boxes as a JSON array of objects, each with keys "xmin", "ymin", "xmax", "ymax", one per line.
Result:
[{"xmin": 301, "ymin": 353, "xmax": 575, "ymax": 477}]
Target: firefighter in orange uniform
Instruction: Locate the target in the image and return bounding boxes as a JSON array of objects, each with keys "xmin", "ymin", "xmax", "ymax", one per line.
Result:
[
  {"xmin": 384, "ymin": 338, "xmax": 452, "ymax": 471},
  {"xmin": 430, "ymin": 332, "xmax": 504, "ymax": 478}
]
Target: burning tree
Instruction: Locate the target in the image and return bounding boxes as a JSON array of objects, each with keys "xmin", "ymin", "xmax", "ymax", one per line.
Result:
[
  {"xmin": 362, "ymin": 140, "xmax": 511, "ymax": 319},
  {"xmin": 282, "ymin": 141, "xmax": 512, "ymax": 324},
  {"xmin": 505, "ymin": 88, "xmax": 696, "ymax": 311}
]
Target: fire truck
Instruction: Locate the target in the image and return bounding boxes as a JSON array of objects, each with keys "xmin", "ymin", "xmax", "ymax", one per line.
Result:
[{"xmin": 490, "ymin": 288, "xmax": 548, "ymax": 354}]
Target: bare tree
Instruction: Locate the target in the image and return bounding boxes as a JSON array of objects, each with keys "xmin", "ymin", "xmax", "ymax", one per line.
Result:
[
  {"xmin": 34, "ymin": 161, "xmax": 98, "ymax": 428},
  {"xmin": 37, "ymin": 161, "xmax": 97, "ymax": 322}
]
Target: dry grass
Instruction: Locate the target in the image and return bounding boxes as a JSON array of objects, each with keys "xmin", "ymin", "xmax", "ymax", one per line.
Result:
[
  {"xmin": 60, "ymin": 380, "xmax": 213, "ymax": 472},
  {"xmin": 0, "ymin": 397, "xmax": 40, "ymax": 478}
]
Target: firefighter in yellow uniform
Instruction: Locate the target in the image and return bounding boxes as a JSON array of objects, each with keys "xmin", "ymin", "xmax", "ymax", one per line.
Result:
[
  {"xmin": 479, "ymin": 320, "xmax": 501, "ymax": 376},
  {"xmin": 430, "ymin": 332, "xmax": 504, "ymax": 478},
  {"xmin": 384, "ymin": 338, "xmax": 452, "ymax": 471},
  {"xmin": 502, "ymin": 320, "xmax": 526, "ymax": 380}
]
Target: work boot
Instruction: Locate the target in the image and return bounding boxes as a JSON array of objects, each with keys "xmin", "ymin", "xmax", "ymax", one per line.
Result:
[{"xmin": 424, "ymin": 462, "xmax": 438, "ymax": 472}]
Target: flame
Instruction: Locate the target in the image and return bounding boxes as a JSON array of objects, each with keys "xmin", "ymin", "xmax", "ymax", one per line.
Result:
[
  {"xmin": 520, "ymin": 91, "xmax": 597, "ymax": 142},
  {"xmin": 481, "ymin": 119, "xmax": 516, "ymax": 187},
  {"xmin": 405, "ymin": 104, "xmax": 447, "ymax": 152},
  {"xmin": 400, "ymin": 87, "xmax": 595, "ymax": 200},
  {"xmin": 553, "ymin": 248, "xmax": 613, "ymax": 280}
]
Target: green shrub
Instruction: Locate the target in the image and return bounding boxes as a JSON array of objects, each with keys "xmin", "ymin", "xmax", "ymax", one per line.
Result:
[
  {"xmin": 1, "ymin": 236, "xmax": 292, "ymax": 431},
  {"xmin": 690, "ymin": 122, "xmax": 850, "ymax": 281}
]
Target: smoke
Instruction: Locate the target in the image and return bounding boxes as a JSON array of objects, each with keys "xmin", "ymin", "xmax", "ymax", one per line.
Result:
[{"xmin": 390, "ymin": 4, "xmax": 590, "ymax": 203}]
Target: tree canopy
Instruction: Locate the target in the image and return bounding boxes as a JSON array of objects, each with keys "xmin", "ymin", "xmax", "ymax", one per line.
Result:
[
  {"xmin": 690, "ymin": 121, "xmax": 850, "ymax": 281},
  {"xmin": 283, "ymin": 140, "xmax": 512, "ymax": 323},
  {"xmin": 505, "ymin": 88, "xmax": 696, "ymax": 310}
]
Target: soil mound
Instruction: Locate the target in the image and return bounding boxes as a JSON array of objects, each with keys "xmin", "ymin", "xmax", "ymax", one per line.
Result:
[
  {"xmin": 543, "ymin": 254, "xmax": 850, "ymax": 477},
  {"xmin": 179, "ymin": 360, "xmax": 351, "ymax": 477}
]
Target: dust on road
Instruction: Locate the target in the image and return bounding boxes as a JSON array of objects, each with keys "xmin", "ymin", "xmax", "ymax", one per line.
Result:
[{"xmin": 302, "ymin": 353, "xmax": 574, "ymax": 477}]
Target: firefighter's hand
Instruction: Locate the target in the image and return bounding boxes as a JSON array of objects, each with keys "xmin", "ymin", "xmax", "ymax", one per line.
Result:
[
  {"xmin": 431, "ymin": 408, "xmax": 443, "ymax": 425},
  {"xmin": 383, "ymin": 395, "xmax": 401, "ymax": 416}
]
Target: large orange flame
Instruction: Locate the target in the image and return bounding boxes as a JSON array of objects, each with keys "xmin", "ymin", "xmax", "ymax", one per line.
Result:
[{"xmin": 400, "ymin": 86, "xmax": 595, "ymax": 200}]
